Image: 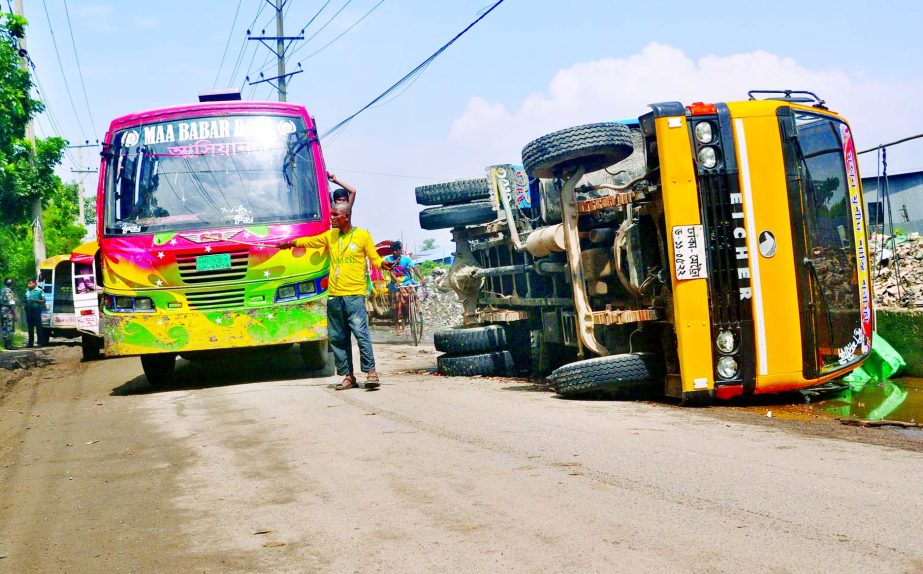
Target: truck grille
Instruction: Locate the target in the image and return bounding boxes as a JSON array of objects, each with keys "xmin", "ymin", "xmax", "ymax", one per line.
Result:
[
  {"xmin": 186, "ymin": 287, "xmax": 246, "ymax": 310},
  {"xmin": 698, "ymin": 172, "xmax": 745, "ymax": 326},
  {"xmin": 176, "ymin": 248, "xmax": 249, "ymax": 284}
]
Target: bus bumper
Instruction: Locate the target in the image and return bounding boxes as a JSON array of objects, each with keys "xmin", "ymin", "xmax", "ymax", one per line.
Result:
[{"xmin": 102, "ymin": 299, "xmax": 327, "ymax": 357}]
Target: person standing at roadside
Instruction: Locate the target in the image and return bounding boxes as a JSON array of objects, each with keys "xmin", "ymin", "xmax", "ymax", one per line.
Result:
[
  {"xmin": 328, "ymin": 172, "xmax": 356, "ymax": 207},
  {"xmin": 1, "ymin": 278, "xmax": 17, "ymax": 350},
  {"xmin": 277, "ymin": 203, "xmax": 393, "ymax": 390},
  {"xmin": 24, "ymin": 279, "xmax": 46, "ymax": 347}
]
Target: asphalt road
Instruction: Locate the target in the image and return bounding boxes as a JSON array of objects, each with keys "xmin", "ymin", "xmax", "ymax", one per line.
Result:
[{"xmin": 1, "ymin": 338, "xmax": 922, "ymax": 573}]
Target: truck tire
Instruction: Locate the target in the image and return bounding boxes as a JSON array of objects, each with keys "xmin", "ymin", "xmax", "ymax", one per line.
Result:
[
  {"xmin": 437, "ymin": 351, "xmax": 514, "ymax": 377},
  {"xmin": 419, "ymin": 202, "xmax": 496, "ymax": 230},
  {"xmin": 300, "ymin": 340, "xmax": 328, "ymax": 371},
  {"xmin": 140, "ymin": 353, "xmax": 177, "ymax": 387},
  {"xmin": 551, "ymin": 353, "xmax": 659, "ymax": 398},
  {"xmin": 522, "ymin": 122, "xmax": 634, "ymax": 179},
  {"xmin": 415, "ymin": 178, "xmax": 490, "ymax": 206},
  {"xmin": 434, "ymin": 325, "xmax": 506, "ymax": 354}
]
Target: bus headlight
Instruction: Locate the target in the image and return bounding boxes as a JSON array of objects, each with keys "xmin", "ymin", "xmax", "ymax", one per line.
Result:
[
  {"xmin": 716, "ymin": 356, "xmax": 739, "ymax": 380},
  {"xmin": 134, "ymin": 297, "xmax": 154, "ymax": 311},
  {"xmin": 694, "ymin": 121, "xmax": 714, "ymax": 144},
  {"xmin": 697, "ymin": 146, "xmax": 718, "ymax": 169},
  {"xmin": 115, "ymin": 296, "xmax": 133, "ymax": 309},
  {"xmin": 277, "ymin": 285, "xmax": 297, "ymax": 300},
  {"xmin": 716, "ymin": 330, "xmax": 736, "ymax": 354},
  {"xmin": 298, "ymin": 280, "xmax": 316, "ymax": 295}
]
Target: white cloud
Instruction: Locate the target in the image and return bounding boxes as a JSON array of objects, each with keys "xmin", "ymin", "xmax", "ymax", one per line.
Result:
[{"xmin": 332, "ymin": 43, "xmax": 923, "ymax": 249}]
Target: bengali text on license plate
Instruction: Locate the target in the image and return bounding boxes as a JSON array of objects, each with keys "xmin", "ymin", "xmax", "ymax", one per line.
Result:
[
  {"xmin": 672, "ymin": 225, "xmax": 707, "ymax": 280},
  {"xmin": 196, "ymin": 253, "xmax": 232, "ymax": 272}
]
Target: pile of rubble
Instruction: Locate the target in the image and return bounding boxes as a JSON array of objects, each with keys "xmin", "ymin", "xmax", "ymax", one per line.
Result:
[
  {"xmin": 870, "ymin": 232, "xmax": 923, "ymax": 308},
  {"xmin": 420, "ymin": 268, "xmax": 464, "ymax": 330}
]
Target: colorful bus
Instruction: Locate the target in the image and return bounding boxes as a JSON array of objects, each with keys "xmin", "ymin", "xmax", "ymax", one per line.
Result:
[{"xmin": 96, "ymin": 93, "xmax": 331, "ymax": 384}]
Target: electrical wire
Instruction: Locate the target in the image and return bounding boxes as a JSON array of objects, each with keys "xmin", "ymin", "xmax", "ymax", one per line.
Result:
[
  {"xmin": 298, "ymin": 0, "xmax": 385, "ymax": 61},
  {"xmin": 321, "ymin": 0, "xmax": 506, "ymax": 140},
  {"xmin": 30, "ymin": 65, "xmax": 79, "ymax": 165},
  {"xmin": 227, "ymin": 1, "xmax": 268, "ymax": 87},
  {"xmin": 61, "ymin": 0, "xmax": 98, "ymax": 141},
  {"xmin": 41, "ymin": 0, "xmax": 89, "ymax": 141},
  {"xmin": 213, "ymin": 0, "xmax": 243, "ymax": 89}
]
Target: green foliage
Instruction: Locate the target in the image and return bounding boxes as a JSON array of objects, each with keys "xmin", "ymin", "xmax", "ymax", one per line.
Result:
[
  {"xmin": 418, "ymin": 260, "xmax": 450, "ymax": 276},
  {"xmin": 420, "ymin": 238, "xmax": 438, "ymax": 251},
  {"xmin": 0, "ymin": 15, "xmax": 74, "ymax": 286}
]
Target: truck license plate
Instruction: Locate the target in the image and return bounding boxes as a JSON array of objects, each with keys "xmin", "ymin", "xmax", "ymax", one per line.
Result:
[{"xmin": 672, "ymin": 225, "xmax": 707, "ymax": 280}]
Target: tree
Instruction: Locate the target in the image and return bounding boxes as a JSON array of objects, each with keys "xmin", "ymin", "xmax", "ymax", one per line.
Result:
[
  {"xmin": 420, "ymin": 238, "xmax": 438, "ymax": 251},
  {"xmin": 0, "ymin": 14, "xmax": 75, "ymax": 286}
]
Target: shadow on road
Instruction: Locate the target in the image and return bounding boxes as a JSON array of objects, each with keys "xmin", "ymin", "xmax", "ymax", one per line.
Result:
[{"xmin": 111, "ymin": 345, "xmax": 335, "ymax": 396}]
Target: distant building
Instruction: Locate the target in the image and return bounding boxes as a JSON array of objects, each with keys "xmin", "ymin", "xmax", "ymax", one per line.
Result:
[
  {"xmin": 414, "ymin": 246, "xmax": 454, "ymax": 265},
  {"xmin": 862, "ymin": 170, "xmax": 923, "ymax": 235}
]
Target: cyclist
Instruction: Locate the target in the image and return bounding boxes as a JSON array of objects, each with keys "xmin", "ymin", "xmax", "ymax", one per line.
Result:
[{"xmin": 383, "ymin": 241, "xmax": 422, "ymax": 334}]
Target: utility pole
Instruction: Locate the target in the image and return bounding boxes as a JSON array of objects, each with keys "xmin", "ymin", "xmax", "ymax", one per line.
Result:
[
  {"xmin": 14, "ymin": 0, "xmax": 45, "ymax": 271},
  {"xmin": 246, "ymin": 0, "xmax": 303, "ymax": 101},
  {"xmin": 69, "ymin": 142, "xmax": 99, "ymax": 235}
]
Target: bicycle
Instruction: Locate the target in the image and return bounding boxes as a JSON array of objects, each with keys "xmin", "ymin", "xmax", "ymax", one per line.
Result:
[{"xmin": 393, "ymin": 283, "xmax": 424, "ymax": 346}]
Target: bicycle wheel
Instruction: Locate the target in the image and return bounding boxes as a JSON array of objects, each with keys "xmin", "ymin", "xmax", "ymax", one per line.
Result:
[{"xmin": 408, "ymin": 291, "xmax": 423, "ymax": 346}]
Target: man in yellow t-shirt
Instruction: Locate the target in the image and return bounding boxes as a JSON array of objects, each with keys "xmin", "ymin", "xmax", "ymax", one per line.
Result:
[{"xmin": 278, "ymin": 203, "xmax": 393, "ymax": 390}]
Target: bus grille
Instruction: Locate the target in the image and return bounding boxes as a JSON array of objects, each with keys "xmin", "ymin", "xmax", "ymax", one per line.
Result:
[
  {"xmin": 186, "ymin": 288, "xmax": 246, "ymax": 310},
  {"xmin": 176, "ymin": 249, "xmax": 249, "ymax": 284}
]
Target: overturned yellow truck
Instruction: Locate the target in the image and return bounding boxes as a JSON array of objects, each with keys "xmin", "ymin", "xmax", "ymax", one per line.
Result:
[{"xmin": 419, "ymin": 90, "xmax": 873, "ymax": 405}]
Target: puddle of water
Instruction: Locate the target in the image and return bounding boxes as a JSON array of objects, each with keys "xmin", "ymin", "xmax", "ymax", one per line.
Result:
[{"xmin": 813, "ymin": 378, "xmax": 923, "ymax": 424}]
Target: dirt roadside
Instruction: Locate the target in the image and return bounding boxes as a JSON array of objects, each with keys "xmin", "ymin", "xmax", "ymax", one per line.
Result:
[{"xmin": 0, "ymin": 338, "xmax": 921, "ymax": 571}]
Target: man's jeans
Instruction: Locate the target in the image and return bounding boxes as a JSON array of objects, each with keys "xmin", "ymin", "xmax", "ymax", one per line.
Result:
[{"xmin": 327, "ymin": 295, "xmax": 375, "ymax": 376}]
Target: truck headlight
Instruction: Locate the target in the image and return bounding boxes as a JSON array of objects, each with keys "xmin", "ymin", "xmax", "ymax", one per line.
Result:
[
  {"xmin": 134, "ymin": 297, "xmax": 154, "ymax": 311},
  {"xmin": 716, "ymin": 330, "xmax": 736, "ymax": 354},
  {"xmin": 697, "ymin": 146, "xmax": 718, "ymax": 169},
  {"xmin": 716, "ymin": 356, "xmax": 739, "ymax": 379},
  {"xmin": 694, "ymin": 121, "xmax": 714, "ymax": 144}
]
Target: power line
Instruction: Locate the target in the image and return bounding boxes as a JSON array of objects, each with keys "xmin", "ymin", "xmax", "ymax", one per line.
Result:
[
  {"xmin": 61, "ymin": 0, "xmax": 98, "ymax": 139},
  {"xmin": 40, "ymin": 0, "xmax": 89, "ymax": 141},
  {"xmin": 287, "ymin": 0, "xmax": 353, "ymax": 59},
  {"xmin": 321, "ymin": 0, "xmax": 506, "ymax": 139},
  {"xmin": 213, "ymin": 0, "xmax": 243, "ymax": 88},
  {"xmin": 298, "ymin": 0, "xmax": 385, "ymax": 62},
  {"xmin": 227, "ymin": 1, "xmax": 268, "ymax": 87}
]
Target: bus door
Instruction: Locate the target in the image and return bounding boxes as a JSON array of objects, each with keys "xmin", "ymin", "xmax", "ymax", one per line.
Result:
[{"xmin": 71, "ymin": 253, "xmax": 101, "ymax": 337}]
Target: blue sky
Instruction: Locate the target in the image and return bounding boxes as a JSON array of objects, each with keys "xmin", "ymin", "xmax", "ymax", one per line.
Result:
[{"xmin": 21, "ymin": 0, "xmax": 923, "ymax": 248}]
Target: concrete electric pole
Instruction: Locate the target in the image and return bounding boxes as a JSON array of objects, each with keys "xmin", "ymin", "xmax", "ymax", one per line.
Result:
[
  {"xmin": 14, "ymin": 0, "xmax": 46, "ymax": 272},
  {"xmin": 69, "ymin": 142, "xmax": 99, "ymax": 236},
  {"xmin": 246, "ymin": 0, "xmax": 303, "ymax": 101}
]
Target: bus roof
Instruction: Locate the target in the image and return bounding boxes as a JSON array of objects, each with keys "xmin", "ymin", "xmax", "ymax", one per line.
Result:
[
  {"xmin": 39, "ymin": 253, "xmax": 73, "ymax": 269},
  {"xmin": 70, "ymin": 240, "xmax": 99, "ymax": 264}
]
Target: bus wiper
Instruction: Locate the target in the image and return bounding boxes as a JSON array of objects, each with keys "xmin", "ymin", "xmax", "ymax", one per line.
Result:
[
  {"xmin": 803, "ymin": 256, "xmax": 836, "ymax": 367},
  {"xmin": 282, "ymin": 130, "xmax": 315, "ymax": 186}
]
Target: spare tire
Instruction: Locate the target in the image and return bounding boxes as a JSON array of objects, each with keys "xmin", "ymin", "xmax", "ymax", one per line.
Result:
[
  {"xmin": 434, "ymin": 325, "xmax": 506, "ymax": 354},
  {"xmin": 437, "ymin": 351, "xmax": 514, "ymax": 377},
  {"xmin": 522, "ymin": 122, "xmax": 634, "ymax": 179},
  {"xmin": 419, "ymin": 202, "xmax": 496, "ymax": 230},
  {"xmin": 551, "ymin": 353, "xmax": 660, "ymax": 398},
  {"xmin": 415, "ymin": 178, "xmax": 490, "ymax": 206}
]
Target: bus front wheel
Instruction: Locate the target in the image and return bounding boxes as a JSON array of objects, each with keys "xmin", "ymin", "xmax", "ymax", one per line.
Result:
[
  {"xmin": 140, "ymin": 353, "xmax": 177, "ymax": 387},
  {"xmin": 300, "ymin": 341, "xmax": 328, "ymax": 372}
]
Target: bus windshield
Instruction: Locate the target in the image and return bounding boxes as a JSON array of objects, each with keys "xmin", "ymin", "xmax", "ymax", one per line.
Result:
[{"xmin": 103, "ymin": 114, "xmax": 320, "ymax": 235}]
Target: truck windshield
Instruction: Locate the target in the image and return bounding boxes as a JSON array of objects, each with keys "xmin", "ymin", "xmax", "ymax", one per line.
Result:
[
  {"xmin": 792, "ymin": 112, "xmax": 864, "ymax": 373},
  {"xmin": 103, "ymin": 114, "xmax": 320, "ymax": 235}
]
